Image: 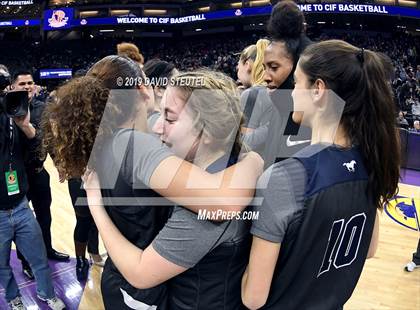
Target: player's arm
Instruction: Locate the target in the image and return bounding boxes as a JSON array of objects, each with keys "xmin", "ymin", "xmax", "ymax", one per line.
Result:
[
  {"xmin": 241, "ymin": 236, "xmax": 281, "ymax": 310},
  {"xmin": 89, "ymin": 200, "xmax": 187, "ymax": 289},
  {"xmin": 367, "ymin": 211, "xmax": 380, "ymax": 258},
  {"xmin": 84, "ymin": 172, "xmax": 187, "ymax": 289},
  {"xmin": 149, "ymin": 151, "xmax": 263, "ymax": 215}
]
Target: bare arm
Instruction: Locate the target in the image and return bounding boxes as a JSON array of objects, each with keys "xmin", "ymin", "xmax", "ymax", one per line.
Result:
[
  {"xmin": 84, "ymin": 172, "xmax": 187, "ymax": 289},
  {"xmin": 148, "ymin": 151, "xmax": 263, "ymax": 215},
  {"xmin": 242, "ymin": 236, "xmax": 280, "ymax": 309},
  {"xmin": 367, "ymin": 211, "xmax": 380, "ymax": 259}
]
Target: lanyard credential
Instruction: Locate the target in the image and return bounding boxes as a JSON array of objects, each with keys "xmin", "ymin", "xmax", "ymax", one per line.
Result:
[
  {"xmin": 5, "ymin": 118, "xmax": 19, "ymax": 196},
  {"xmin": 8, "ymin": 118, "xmax": 14, "ymax": 171}
]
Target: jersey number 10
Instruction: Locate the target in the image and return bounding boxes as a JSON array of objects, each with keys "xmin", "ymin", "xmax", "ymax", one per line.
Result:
[{"xmin": 317, "ymin": 213, "xmax": 367, "ymax": 277}]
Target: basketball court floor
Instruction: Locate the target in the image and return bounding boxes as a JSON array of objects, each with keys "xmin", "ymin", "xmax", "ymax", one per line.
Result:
[{"xmin": 3, "ymin": 157, "xmax": 419, "ymax": 310}]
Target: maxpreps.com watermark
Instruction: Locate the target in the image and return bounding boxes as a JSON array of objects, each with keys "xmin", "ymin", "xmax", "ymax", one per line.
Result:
[{"xmin": 197, "ymin": 209, "xmax": 259, "ymax": 221}]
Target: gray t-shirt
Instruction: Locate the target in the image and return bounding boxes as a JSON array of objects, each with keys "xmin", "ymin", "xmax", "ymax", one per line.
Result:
[
  {"xmin": 147, "ymin": 111, "xmax": 161, "ymax": 133},
  {"xmin": 108, "ymin": 129, "xmax": 173, "ymax": 187},
  {"xmin": 251, "ymin": 158, "xmax": 306, "ymax": 243},
  {"xmin": 240, "ymin": 86, "xmax": 273, "ymax": 129},
  {"xmin": 109, "ymin": 131, "xmax": 250, "ymax": 269},
  {"xmin": 241, "ymin": 87, "xmax": 273, "ymax": 152},
  {"xmin": 152, "ymin": 206, "xmax": 249, "ymax": 268},
  {"xmin": 152, "ymin": 155, "xmax": 250, "ymax": 268}
]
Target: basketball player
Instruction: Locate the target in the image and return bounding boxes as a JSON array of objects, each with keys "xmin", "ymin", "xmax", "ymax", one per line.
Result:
[
  {"xmin": 244, "ymin": 1, "xmax": 312, "ymax": 168},
  {"xmin": 42, "ymin": 56, "xmax": 263, "ymax": 308},
  {"xmin": 237, "ymin": 39, "xmax": 273, "ymax": 154},
  {"xmin": 241, "ymin": 40, "xmax": 400, "ymax": 310},
  {"xmin": 143, "ymin": 59, "xmax": 178, "ymax": 131},
  {"xmin": 83, "ymin": 70, "xmax": 252, "ymax": 309}
]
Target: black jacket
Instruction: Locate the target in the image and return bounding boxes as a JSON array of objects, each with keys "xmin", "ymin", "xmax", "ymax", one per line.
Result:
[
  {"xmin": 25, "ymin": 98, "xmax": 47, "ymax": 172},
  {"xmin": 0, "ymin": 113, "xmax": 38, "ymax": 209}
]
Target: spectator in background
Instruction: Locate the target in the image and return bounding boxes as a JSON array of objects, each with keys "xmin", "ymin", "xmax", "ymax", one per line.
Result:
[
  {"xmin": 412, "ymin": 98, "xmax": 420, "ymax": 118},
  {"xmin": 397, "ymin": 111, "xmax": 409, "ymax": 128},
  {"xmin": 411, "ymin": 120, "xmax": 420, "ymax": 132}
]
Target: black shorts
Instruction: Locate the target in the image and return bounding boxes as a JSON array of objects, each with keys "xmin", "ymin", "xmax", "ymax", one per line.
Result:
[{"xmin": 101, "ymin": 258, "xmax": 168, "ymax": 310}]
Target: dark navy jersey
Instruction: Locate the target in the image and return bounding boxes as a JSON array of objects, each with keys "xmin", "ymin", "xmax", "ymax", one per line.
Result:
[
  {"xmin": 96, "ymin": 129, "xmax": 172, "ymax": 310},
  {"xmin": 253, "ymin": 144, "xmax": 376, "ymax": 310},
  {"xmin": 167, "ymin": 153, "xmax": 250, "ymax": 310}
]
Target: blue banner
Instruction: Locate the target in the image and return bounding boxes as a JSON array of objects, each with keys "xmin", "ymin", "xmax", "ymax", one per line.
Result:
[
  {"xmin": 297, "ymin": 3, "xmax": 419, "ymax": 18},
  {"xmin": 0, "ymin": 0, "xmax": 34, "ymax": 6},
  {"xmin": 0, "ymin": 19, "xmax": 39, "ymax": 28},
  {"xmin": 43, "ymin": 7, "xmax": 74, "ymax": 31},
  {"xmin": 39, "ymin": 68, "xmax": 72, "ymax": 79},
  {"xmin": 9, "ymin": 3, "xmax": 419, "ymax": 31},
  {"xmin": 74, "ymin": 3, "xmax": 418, "ymax": 27}
]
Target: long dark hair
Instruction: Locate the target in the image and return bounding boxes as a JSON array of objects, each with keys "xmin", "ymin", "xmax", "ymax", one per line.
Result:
[
  {"xmin": 299, "ymin": 40, "xmax": 400, "ymax": 209},
  {"xmin": 267, "ymin": 0, "xmax": 312, "ymax": 89},
  {"xmin": 143, "ymin": 58, "xmax": 176, "ymax": 87}
]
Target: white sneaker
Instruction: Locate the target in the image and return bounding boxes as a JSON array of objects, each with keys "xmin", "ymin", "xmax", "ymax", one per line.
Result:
[
  {"xmin": 37, "ymin": 295, "xmax": 66, "ymax": 310},
  {"xmin": 8, "ymin": 296, "xmax": 26, "ymax": 310},
  {"xmin": 405, "ymin": 261, "xmax": 419, "ymax": 272}
]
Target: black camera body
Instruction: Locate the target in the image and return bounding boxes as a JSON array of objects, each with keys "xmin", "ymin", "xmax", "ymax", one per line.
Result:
[{"xmin": 0, "ymin": 71, "xmax": 29, "ymax": 118}]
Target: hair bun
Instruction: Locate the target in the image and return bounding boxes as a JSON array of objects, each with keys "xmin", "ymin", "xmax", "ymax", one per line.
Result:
[{"xmin": 267, "ymin": 0, "xmax": 305, "ymax": 40}]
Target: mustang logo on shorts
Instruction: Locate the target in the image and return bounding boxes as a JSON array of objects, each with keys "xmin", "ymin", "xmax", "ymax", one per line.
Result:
[{"xmin": 343, "ymin": 160, "xmax": 356, "ymax": 172}]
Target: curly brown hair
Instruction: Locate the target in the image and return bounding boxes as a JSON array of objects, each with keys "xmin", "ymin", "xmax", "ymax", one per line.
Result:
[
  {"xmin": 42, "ymin": 55, "xmax": 145, "ymax": 179},
  {"xmin": 117, "ymin": 42, "xmax": 145, "ymax": 65}
]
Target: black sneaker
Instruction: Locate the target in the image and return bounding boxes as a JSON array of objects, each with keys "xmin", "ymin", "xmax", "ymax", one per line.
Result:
[
  {"xmin": 47, "ymin": 249, "xmax": 70, "ymax": 262},
  {"xmin": 76, "ymin": 256, "xmax": 89, "ymax": 281},
  {"xmin": 22, "ymin": 263, "xmax": 34, "ymax": 280}
]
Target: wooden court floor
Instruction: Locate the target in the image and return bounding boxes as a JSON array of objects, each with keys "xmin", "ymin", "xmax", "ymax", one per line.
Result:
[{"xmin": 42, "ymin": 158, "xmax": 420, "ymax": 310}]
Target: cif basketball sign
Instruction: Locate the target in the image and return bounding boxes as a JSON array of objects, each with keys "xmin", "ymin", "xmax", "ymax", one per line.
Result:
[
  {"xmin": 385, "ymin": 196, "xmax": 420, "ymax": 231},
  {"xmin": 43, "ymin": 8, "xmax": 73, "ymax": 31}
]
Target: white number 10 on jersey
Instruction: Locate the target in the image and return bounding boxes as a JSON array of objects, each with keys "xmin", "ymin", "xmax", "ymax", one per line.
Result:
[{"xmin": 318, "ymin": 213, "xmax": 367, "ymax": 277}]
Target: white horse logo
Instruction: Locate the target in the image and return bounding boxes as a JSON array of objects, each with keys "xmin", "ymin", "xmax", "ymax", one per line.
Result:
[{"xmin": 343, "ymin": 160, "xmax": 356, "ymax": 172}]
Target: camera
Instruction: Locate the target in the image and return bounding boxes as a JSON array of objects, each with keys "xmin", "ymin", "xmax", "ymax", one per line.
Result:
[{"xmin": 0, "ymin": 69, "xmax": 29, "ymax": 118}]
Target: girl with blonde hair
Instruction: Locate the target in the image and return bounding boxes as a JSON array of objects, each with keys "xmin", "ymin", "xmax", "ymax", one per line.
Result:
[
  {"xmin": 237, "ymin": 39, "xmax": 273, "ymax": 149},
  {"xmin": 84, "ymin": 69, "xmax": 254, "ymax": 309},
  {"xmin": 44, "ymin": 55, "xmax": 262, "ymax": 308}
]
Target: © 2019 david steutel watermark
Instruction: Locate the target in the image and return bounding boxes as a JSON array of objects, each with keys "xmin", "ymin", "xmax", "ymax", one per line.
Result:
[{"xmin": 116, "ymin": 75, "xmax": 206, "ymax": 88}]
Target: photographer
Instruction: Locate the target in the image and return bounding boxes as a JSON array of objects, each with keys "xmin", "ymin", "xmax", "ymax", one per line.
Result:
[
  {"xmin": 11, "ymin": 72, "xmax": 69, "ymax": 281},
  {"xmin": 0, "ymin": 65, "xmax": 65, "ymax": 310}
]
